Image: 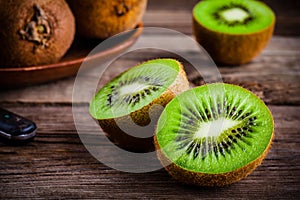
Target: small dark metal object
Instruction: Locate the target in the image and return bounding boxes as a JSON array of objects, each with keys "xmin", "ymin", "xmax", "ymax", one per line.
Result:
[{"xmin": 0, "ymin": 108, "xmax": 37, "ymax": 142}]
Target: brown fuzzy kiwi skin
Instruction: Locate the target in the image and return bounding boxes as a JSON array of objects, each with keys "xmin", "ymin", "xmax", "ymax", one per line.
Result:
[
  {"xmin": 67, "ymin": 0, "xmax": 147, "ymax": 39},
  {"xmin": 0, "ymin": 0, "xmax": 75, "ymax": 67},
  {"xmin": 154, "ymin": 105, "xmax": 274, "ymax": 187},
  {"xmin": 98, "ymin": 60, "xmax": 190, "ymax": 152},
  {"xmin": 192, "ymin": 14, "xmax": 275, "ymax": 65}
]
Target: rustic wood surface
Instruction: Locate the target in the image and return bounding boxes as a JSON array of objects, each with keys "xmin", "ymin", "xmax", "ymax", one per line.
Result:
[{"xmin": 1, "ymin": 0, "xmax": 300, "ymax": 199}]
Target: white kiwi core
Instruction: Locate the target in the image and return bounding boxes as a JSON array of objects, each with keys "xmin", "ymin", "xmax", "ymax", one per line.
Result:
[
  {"xmin": 194, "ymin": 117, "xmax": 240, "ymax": 139},
  {"xmin": 118, "ymin": 83, "xmax": 151, "ymax": 96},
  {"xmin": 220, "ymin": 7, "xmax": 250, "ymax": 23}
]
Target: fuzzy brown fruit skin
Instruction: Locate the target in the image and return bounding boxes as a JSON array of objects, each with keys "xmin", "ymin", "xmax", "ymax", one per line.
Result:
[
  {"xmin": 192, "ymin": 16, "xmax": 275, "ymax": 65},
  {"xmin": 67, "ymin": 0, "xmax": 147, "ymax": 39},
  {"xmin": 154, "ymin": 124, "xmax": 274, "ymax": 187},
  {"xmin": 0, "ymin": 0, "xmax": 75, "ymax": 67},
  {"xmin": 98, "ymin": 61, "xmax": 190, "ymax": 152}
]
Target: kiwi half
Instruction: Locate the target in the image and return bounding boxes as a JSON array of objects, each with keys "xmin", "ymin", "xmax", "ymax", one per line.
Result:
[
  {"xmin": 0, "ymin": 0, "xmax": 75, "ymax": 67},
  {"xmin": 90, "ymin": 59, "xmax": 189, "ymax": 152},
  {"xmin": 67, "ymin": 0, "xmax": 147, "ymax": 39},
  {"xmin": 193, "ymin": 0, "xmax": 275, "ymax": 65},
  {"xmin": 154, "ymin": 83, "xmax": 274, "ymax": 186}
]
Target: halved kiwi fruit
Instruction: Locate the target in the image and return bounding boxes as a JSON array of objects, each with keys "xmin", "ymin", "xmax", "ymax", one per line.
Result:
[
  {"xmin": 67, "ymin": 0, "xmax": 147, "ymax": 39},
  {"xmin": 0, "ymin": 0, "xmax": 75, "ymax": 67},
  {"xmin": 193, "ymin": 0, "xmax": 275, "ymax": 65},
  {"xmin": 155, "ymin": 83, "xmax": 274, "ymax": 186},
  {"xmin": 90, "ymin": 59, "xmax": 190, "ymax": 152}
]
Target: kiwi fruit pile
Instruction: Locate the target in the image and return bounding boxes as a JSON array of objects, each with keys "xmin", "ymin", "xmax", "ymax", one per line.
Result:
[
  {"xmin": 193, "ymin": 0, "xmax": 275, "ymax": 65},
  {"xmin": 0, "ymin": 0, "xmax": 75, "ymax": 67},
  {"xmin": 0, "ymin": 0, "xmax": 147, "ymax": 67},
  {"xmin": 67, "ymin": 0, "xmax": 147, "ymax": 39},
  {"xmin": 89, "ymin": 59, "xmax": 189, "ymax": 152},
  {"xmin": 154, "ymin": 83, "xmax": 274, "ymax": 186}
]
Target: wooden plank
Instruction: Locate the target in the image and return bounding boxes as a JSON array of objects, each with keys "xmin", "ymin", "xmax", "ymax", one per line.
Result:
[{"xmin": 0, "ymin": 105, "xmax": 299, "ymax": 199}]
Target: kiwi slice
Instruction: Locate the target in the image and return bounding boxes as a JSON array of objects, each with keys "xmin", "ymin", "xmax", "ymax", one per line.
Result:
[
  {"xmin": 90, "ymin": 59, "xmax": 189, "ymax": 152},
  {"xmin": 67, "ymin": 0, "xmax": 147, "ymax": 39},
  {"xmin": 0, "ymin": 0, "xmax": 75, "ymax": 67},
  {"xmin": 193, "ymin": 0, "xmax": 275, "ymax": 65},
  {"xmin": 155, "ymin": 83, "xmax": 274, "ymax": 186}
]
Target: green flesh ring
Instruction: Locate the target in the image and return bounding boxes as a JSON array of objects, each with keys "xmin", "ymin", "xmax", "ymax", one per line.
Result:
[
  {"xmin": 193, "ymin": 0, "xmax": 275, "ymax": 34},
  {"xmin": 156, "ymin": 83, "xmax": 274, "ymax": 174},
  {"xmin": 90, "ymin": 59, "xmax": 181, "ymax": 119}
]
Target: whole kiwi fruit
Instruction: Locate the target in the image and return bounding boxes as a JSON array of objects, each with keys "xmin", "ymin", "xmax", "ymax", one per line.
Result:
[
  {"xmin": 193, "ymin": 0, "xmax": 275, "ymax": 65},
  {"xmin": 67, "ymin": 0, "xmax": 147, "ymax": 39},
  {"xmin": 0, "ymin": 0, "xmax": 75, "ymax": 67}
]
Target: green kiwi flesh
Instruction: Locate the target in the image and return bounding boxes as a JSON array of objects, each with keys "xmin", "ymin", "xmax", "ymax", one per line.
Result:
[
  {"xmin": 193, "ymin": 0, "xmax": 274, "ymax": 34},
  {"xmin": 155, "ymin": 83, "xmax": 274, "ymax": 186},
  {"xmin": 192, "ymin": 0, "xmax": 275, "ymax": 65},
  {"xmin": 90, "ymin": 58, "xmax": 189, "ymax": 152}
]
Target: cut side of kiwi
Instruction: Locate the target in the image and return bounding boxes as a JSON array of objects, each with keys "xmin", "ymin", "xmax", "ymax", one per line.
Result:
[
  {"xmin": 155, "ymin": 83, "xmax": 274, "ymax": 186},
  {"xmin": 193, "ymin": 0, "xmax": 275, "ymax": 65},
  {"xmin": 194, "ymin": 0, "xmax": 274, "ymax": 34},
  {"xmin": 90, "ymin": 58, "xmax": 189, "ymax": 152}
]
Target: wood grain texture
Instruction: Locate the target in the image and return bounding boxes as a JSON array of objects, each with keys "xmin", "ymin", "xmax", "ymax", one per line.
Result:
[
  {"xmin": 0, "ymin": 105, "xmax": 299, "ymax": 199},
  {"xmin": 0, "ymin": 0, "xmax": 299, "ymax": 199}
]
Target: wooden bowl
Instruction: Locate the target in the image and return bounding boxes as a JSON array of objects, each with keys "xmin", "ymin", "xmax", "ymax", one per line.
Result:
[{"xmin": 0, "ymin": 23, "xmax": 143, "ymax": 89}]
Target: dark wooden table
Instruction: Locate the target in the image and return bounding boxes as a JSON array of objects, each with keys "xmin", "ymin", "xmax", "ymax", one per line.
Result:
[{"xmin": 1, "ymin": 0, "xmax": 299, "ymax": 199}]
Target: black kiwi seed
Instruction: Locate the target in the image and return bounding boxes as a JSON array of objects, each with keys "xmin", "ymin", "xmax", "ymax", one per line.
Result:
[
  {"xmin": 217, "ymin": 103, "xmax": 222, "ymax": 114},
  {"xmin": 213, "ymin": 146, "xmax": 219, "ymax": 154},
  {"xmin": 221, "ymin": 141, "xmax": 229, "ymax": 149},
  {"xmin": 187, "ymin": 142, "xmax": 196, "ymax": 154},
  {"xmin": 194, "ymin": 143, "xmax": 201, "ymax": 159},
  {"xmin": 176, "ymin": 136, "xmax": 189, "ymax": 142},
  {"xmin": 152, "ymin": 87, "xmax": 157, "ymax": 91}
]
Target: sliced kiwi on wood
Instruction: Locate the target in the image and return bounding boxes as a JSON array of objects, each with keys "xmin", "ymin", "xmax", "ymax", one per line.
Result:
[
  {"xmin": 193, "ymin": 0, "xmax": 275, "ymax": 65},
  {"xmin": 155, "ymin": 83, "xmax": 274, "ymax": 186},
  {"xmin": 90, "ymin": 58, "xmax": 189, "ymax": 152}
]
